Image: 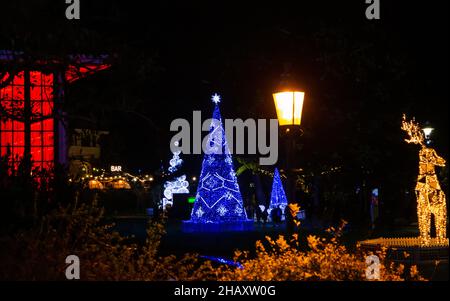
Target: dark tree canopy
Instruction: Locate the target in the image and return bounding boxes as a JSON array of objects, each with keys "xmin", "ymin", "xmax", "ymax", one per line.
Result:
[{"xmin": 1, "ymin": 0, "xmax": 448, "ymax": 191}]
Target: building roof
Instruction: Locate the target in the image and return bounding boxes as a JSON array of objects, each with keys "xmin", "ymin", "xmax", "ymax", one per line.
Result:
[{"xmin": 0, "ymin": 50, "xmax": 110, "ymax": 83}]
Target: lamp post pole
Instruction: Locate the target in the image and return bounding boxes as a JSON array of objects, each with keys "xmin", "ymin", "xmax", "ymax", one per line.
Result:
[
  {"xmin": 280, "ymin": 127, "xmax": 297, "ymax": 204},
  {"xmin": 285, "ymin": 128, "xmax": 297, "ymax": 233}
]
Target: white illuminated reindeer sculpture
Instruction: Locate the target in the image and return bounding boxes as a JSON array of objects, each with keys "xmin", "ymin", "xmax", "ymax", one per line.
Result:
[{"xmin": 401, "ymin": 115, "xmax": 447, "ymax": 245}]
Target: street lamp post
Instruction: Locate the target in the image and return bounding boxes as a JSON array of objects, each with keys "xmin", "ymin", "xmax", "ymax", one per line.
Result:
[{"xmin": 273, "ymin": 74, "xmax": 305, "ymax": 230}]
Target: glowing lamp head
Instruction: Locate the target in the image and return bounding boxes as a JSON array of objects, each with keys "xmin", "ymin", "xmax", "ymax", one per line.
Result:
[
  {"xmin": 423, "ymin": 127, "xmax": 433, "ymax": 137},
  {"xmin": 273, "ymin": 91, "xmax": 305, "ymax": 126}
]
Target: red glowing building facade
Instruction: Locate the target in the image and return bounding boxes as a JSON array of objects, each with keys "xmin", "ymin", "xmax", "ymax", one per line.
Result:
[{"xmin": 0, "ymin": 51, "xmax": 109, "ymax": 171}]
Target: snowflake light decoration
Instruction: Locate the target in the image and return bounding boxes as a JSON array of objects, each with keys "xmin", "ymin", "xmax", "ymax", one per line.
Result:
[
  {"xmin": 217, "ymin": 205, "xmax": 228, "ymax": 216},
  {"xmin": 234, "ymin": 205, "xmax": 243, "ymax": 215},
  {"xmin": 196, "ymin": 207, "xmax": 204, "ymax": 218},
  {"xmin": 206, "ymin": 155, "xmax": 215, "ymax": 165}
]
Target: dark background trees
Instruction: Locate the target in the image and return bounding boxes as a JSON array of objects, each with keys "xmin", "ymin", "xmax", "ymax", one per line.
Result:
[{"xmin": 1, "ymin": 0, "xmax": 448, "ymax": 226}]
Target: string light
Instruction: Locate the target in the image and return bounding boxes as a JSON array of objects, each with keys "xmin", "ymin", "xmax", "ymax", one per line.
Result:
[
  {"xmin": 361, "ymin": 237, "xmax": 448, "ymax": 248},
  {"xmin": 72, "ymin": 164, "xmax": 157, "ymax": 191},
  {"xmin": 401, "ymin": 114, "xmax": 448, "ymax": 246}
]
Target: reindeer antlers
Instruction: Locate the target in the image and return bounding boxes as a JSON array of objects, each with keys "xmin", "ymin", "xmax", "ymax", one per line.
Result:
[{"xmin": 401, "ymin": 114, "xmax": 425, "ymax": 146}]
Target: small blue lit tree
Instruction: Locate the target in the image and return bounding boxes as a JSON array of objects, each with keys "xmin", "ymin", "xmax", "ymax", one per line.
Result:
[
  {"xmin": 268, "ymin": 168, "xmax": 288, "ymax": 219},
  {"xmin": 183, "ymin": 94, "xmax": 253, "ymax": 232}
]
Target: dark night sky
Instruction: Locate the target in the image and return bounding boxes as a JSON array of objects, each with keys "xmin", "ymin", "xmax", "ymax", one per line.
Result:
[{"xmin": 1, "ymin": 0, "xmax": 449, "ymax": 180}]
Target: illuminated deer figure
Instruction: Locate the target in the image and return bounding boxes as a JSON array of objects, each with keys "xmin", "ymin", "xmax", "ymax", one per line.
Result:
[{"xmin": 401, "ymin": 114, "xmax": 447, "ymax": 245}]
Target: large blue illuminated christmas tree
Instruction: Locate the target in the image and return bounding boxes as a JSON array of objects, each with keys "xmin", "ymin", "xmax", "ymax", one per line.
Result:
[
  {"xmin": 183, "ymin": 94, "xmax": 253, "ymax": 232},
  {"xmin": 268, "ymin": 168, "xmax": 288, "ymax": 219}
]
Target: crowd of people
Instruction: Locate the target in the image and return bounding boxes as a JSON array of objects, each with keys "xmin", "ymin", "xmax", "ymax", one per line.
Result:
[{"xmin": 244, "ymin": 203, "xmax": 286, "ymax": 226}]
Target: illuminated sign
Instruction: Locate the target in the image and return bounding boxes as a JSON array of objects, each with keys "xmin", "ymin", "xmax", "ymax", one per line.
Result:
[{"xmin": 111, "ymin": 165, "xmax": 122, "ymax": 172}]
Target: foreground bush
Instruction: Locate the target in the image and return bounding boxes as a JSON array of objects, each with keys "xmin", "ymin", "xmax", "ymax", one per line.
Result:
[
  {"xmin": 0, "ymin": 200, "xmax": 425, "ymax": 281},
  {"xmin": 0, "ymin": 198, "xmax": 214, "ymax": 280},
  {"xmin": 218, "ymin": 222, "xmax": 425, "ymax": 281}
]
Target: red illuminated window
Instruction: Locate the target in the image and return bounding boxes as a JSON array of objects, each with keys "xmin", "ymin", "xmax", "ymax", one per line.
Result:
[{"xmin": 1, "ymin": 71, "xmax": 54, "ymax": 170}]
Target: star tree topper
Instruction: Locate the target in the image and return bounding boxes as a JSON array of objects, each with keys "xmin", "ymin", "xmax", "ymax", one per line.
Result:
[{"xmin": 211, "ymin": 93, "xmax": 221, "ymax": 104}]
